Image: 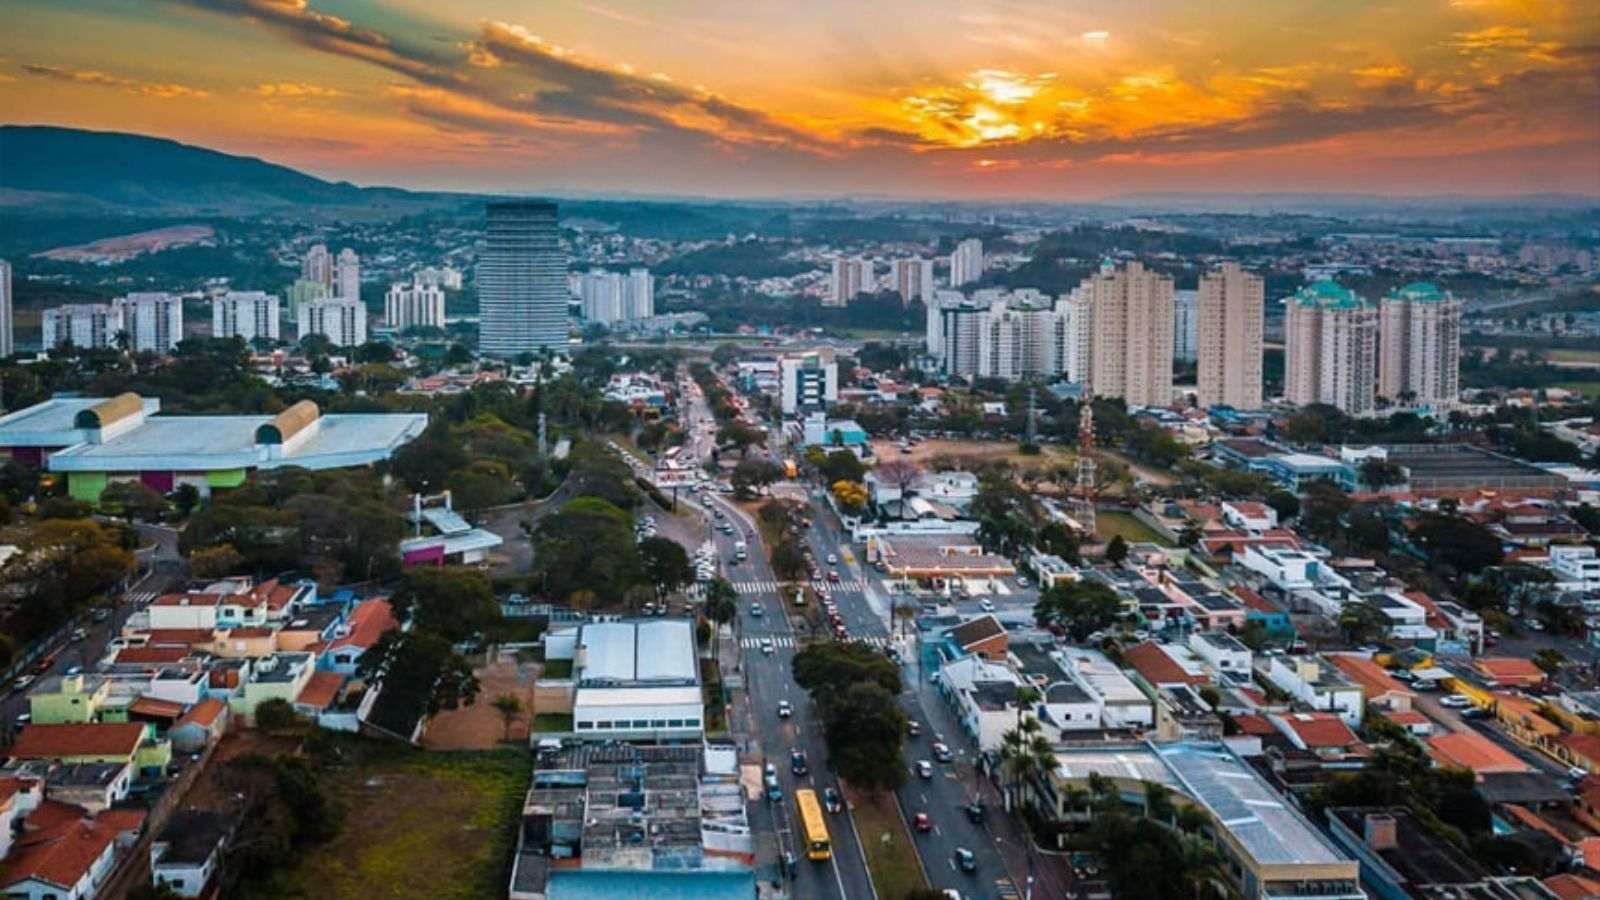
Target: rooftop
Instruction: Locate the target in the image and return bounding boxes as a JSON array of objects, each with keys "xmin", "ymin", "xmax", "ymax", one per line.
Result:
[
  {"xmin": 578, "ymin": 619, "xmax": 697, "ymax": 686},
  {"xmin": 1292, "ymin": 280, "xmax": 1364, "ymax": 310},
  {"xmin": 9, "ymin": 723, "xmax": 146, "ymax": 760},
  {"xmin": 154, "ymin": 810, "xmax": 232, "ymax": 866}
]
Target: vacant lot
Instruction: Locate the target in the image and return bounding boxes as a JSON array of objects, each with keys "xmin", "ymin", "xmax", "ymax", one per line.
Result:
[
  {"xmin": 264, "ymin": 748, "xmax": 529, "ymax": 900},
  {"xmin": 1094, "ymin": 509, "xmax": 1169, "ymax": 547},
  {"xmin": 870, "ymin": 438, "xmax": 1076, "ymax": 473},
  {"xmin": 423, "ymin": 658, "xmax": 537, "ymax": 750}
]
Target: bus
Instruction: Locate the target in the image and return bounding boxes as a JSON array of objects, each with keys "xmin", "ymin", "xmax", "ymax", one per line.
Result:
[{"xmin": 794, "ymin": 789, "xmax": 832, "ymax": 860}]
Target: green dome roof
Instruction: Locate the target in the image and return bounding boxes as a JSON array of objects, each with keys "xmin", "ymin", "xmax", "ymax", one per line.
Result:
[
  {"xmin": 1388, "ymin": 281, "xmax": 1448, "ymax": 302},
  {"xmin": 1293, "ymin": 280, "xmax": 1364, "ymax": 310}
]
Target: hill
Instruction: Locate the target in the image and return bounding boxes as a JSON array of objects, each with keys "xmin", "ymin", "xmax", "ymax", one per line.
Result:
[{"xmin": 0, "ymin": 125, "xmax": 470, "ymax": 217}]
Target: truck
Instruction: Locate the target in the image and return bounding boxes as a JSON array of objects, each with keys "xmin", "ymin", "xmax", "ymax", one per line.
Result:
[{"xmin": 734, "ymin": 540, "xmax": 748, "ymax": 561}]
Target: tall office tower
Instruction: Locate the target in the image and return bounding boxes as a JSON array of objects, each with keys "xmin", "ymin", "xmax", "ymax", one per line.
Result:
[
  {"xmin": 1379, "ymin": 282, "xmax": 1461, "ymax": 410},
  {"xmin": 385, "ymin": 280, "xmax": 447, "ymax": 331},
  {"xmin": 622, "ymin": 268, "xmax": 654, "ymax": 320},
  {"xmin": 302, "ymin": 244, "xmax": 333, "ymax": 288},
  {"xmin": 949, "ymin": 238, "xmax": 984, "ymax": 287},
  {"xmin": 480, "ymin": 201, "xmax": 567, "ymax": 357},
  {"xmin": 826, "ymin": 256, "xmax": 874, "ymax": 307},
  {"xmin": 114, "ymin": 292, "xmax": 184, "ymax": 354},
  {"xmin": 1080, "ymin": 261, "xmax": 1175, "ymax": 407},
  {"xmin": 41, "ymin": 304, "xmax": 121, "ymax": 351},
  {"xmin": 297, "ymin": 297, "xmax": 368, "ymax": 347},
  {"xmin": 0, "ymin": 259, "xmax": 12, "ymax": 358},
  {"xmin": 1196, "ymin": 263, "xmax": 1265, "ymax": 409},
  {"xmin": 577, "ymin": 271, "xmax": 624, "ymax": 324},
  {"xmin": 213, "ymin": 291, "xmax": 281, "ymax": 344},
  {"xmin": 891, "ymin": 257, "xmax": 936, "ymax": 306},
  {"xmin": 1173, "ymin": 289, "xmax": 1199, "ymax": 363},
  {"xmin": 780, "ymin": 350, "xmax": 839, "ymax": 415},
  {"xmin": 335, "ymin": 248, "xmax": 361, "ymax": 301},
  {"xmin": 1285, "ymin": 281, "xmax": 1377, "ymax": 415}
]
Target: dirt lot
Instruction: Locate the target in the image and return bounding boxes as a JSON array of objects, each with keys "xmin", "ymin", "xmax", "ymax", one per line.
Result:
[
  {"xmin": 422, "ymin": 658, "xmax": 538, "ymax": 750},
  {"xmin": 871, "ymin": 438, "xmax": 1077, "ymax": 471}
]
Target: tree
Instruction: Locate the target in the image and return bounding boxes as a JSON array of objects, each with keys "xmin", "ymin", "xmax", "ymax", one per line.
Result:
[
  {"xmin": 831, "ymin": 479, "xmax": 868, "ymax": 513},
  {"xmin": 1359, "ymin": 459, "xmax": 1407, "ymax": 492},
  {"xmin": 770, "ymin": 539, "xmax": 808, "ymax": 581},
  {"xmin": 1265, "ymin": 489, "xmax": 1300, "ymax": 522},
  {"xmin": 819, "ymin": 681, "xmax": 907, "ymax": 791},
  {"xmin": 254, "ymin": 698, "xmax": 299, "ymax": 730},
  {"xmin": 446, "ymin": 459, "xmax": 518, "ymax": 512},
  {"xmin": 358, "ymin": 630, "xmax": 480, "ymax": 720},
  {"xmin": 390, "ymin": 566, "xmax": 498, "ymax": 644},
  {"xmin": 100, "ymin": 480, "xmax": 167, "ymax": 522},
  {"xmin": 189, "ymin": 543, "xmax": 245, "ymax": 579},
  {"xmin": 732, "ymin": 458, "xmax": 781, "ymax": 499},
  {"xmin": 1301, "ymin": 480, "xmax": 1353, "ymax": 539},
  {"xmin": 532, "ymin": 496, "xmax": 644, "ymax": 604},
  {"xmin": 1410, "ymin": 513, "xmax": 1503, "ymax": 581},
  {"xmin": 1034, "ymin": 579, "xmax": 1123, "ymax": 641},
  {"xmin": 873, "ymin": 459, "xmax": 922, "ymax": 494},
  {"xmin": 1533, "ymin": 648, "xmax": 1566, "ymax": 676},
  {"xmin": 716, "ymin": 423, "xmax": 764, "ymax": 457},
  {"xmin": 491, "ymin": 693, "xmax": 523, "ymax": 741},
  {"xmin": 818, "ymin": 450, "xmax": 866, "ymax": 485},
  {"xmin": 704, "ymin": 577, "xmax": 739, "ymax": 657},
  {"xmin": 793, "ymin": 641, "xmax": 902, "ymax": 697},
  {"xmin": 173, "ymin": 483, "xmax": 201, "ymax": 518},
  {"xmin": 1037, "ymin": 521, "xmax": 1080, "ymax": 563},
  {"xmin": 639, "ymin": 536, "xmax": 694, "ymax": 599},
  {"xmin": 1105, "ymin": 534, "xmax": 1129, "ymax": 565}
]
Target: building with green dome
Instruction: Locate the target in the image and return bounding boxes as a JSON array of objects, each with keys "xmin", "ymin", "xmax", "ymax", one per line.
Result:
[{"xmin": 1285, "ymin": 280, "xmax": 1378, "ymax": 415}]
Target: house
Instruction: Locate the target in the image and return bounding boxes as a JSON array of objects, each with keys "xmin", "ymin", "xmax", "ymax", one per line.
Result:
[
  {"xmin": 1326, "ymin": 807, "xmax": 1548, "ymax": 900},
  {"xmin": 1054, "ymin": 647, "xmax": 1153, "ymax": 729},
  {"xmin": 1262, "ymin": 656, "xmax": 1365, "ymax": 728},
  {"xmin": 0, "ymin": 804, "xmax": 145, "ymax": 900},
  {"xmin": 1187, "ymin": 631, "xmax": 1252, "ymax": 678},
  {"xmin": 150, "ymin": 810, "xmax": 233, "ymax": 898},
  {"xmin": 233, "ymin": 653, "xmax": 316, "ymax": 722},
  {"xmin": 1428, "ymin": 732, "xmax": 1530, "ymax": 778},
  {"xmin": 545, "ymin": 619, "xmax": 704, "ymax": 742},
  {"xmin": 322, "ymin": 598, "xmax": 399, "ymax": 673},
  {"xmin": 1270, "ymin": 712, "xmax": 1368, "ymax": 761},
  {"xmin": 1476, "ymin": 656, "xmax": 1548, "ymax": 690},
  {"xmin": 942, "ymin": 615, "xmax": 1009, "ymax": 662},
  {"xmin": 28, "ymin": 675, "xmax": 112, "ymax": 725},
  {"xmin": 937, "ymin": 655, "xmax": 1025, "ymax": 751},
  {"xmin": 1154, "ymin": 686, "xmax": 1224, "ymax": 741},
  {"xmin": 1122, "ymin": 642, "xmax": 1210, "ymax": 690},
  {"xmin": 168, "ymin": 699, "xmax": 229, "ymax": 754},
  {"xmin": 1326, "ymin": 654, "xmax": 1415, "ymax": 712},
  {"xmin": 294, "ymin": 671, "xmax": 347, "ymax": 718},
  {"xmin": 1221, "ymin": 501, "xmax": 1278, "ymax": 533},
  {"xmin": 44, "ymin": 763, "xmax": 134, "ymax": 814},
  {"xmin": 8, "ymin": 723, "xmax": 152, "ymax": 769}
]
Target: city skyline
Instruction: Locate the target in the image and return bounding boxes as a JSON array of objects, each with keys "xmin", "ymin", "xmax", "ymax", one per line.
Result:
[{"xmin": 2, "ymin": 1, "xmax": 1596, "ymax": 200}]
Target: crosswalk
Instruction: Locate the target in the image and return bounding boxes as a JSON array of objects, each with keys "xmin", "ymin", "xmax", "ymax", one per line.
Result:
[
  {"xmin": 995, "ymin": 879, "xmax": 1022, "ymax": 899},
  {"xmin": 731, "ymin": 579, "xmax": 864, "ymax": 594},
  {"xmin": 124, "ymin": 591, "xmax": 158, "ymax": 605},
  {"xmin": 740, "ymin": 634, "xmax": 893, "ymax": 650}
]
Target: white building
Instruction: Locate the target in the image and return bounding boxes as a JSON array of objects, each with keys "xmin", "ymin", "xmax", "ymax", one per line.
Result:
[
  {"xmin": 940, "ymin": 654, "xmax": 1025, "ymax": 752},
  {"xmin": 1549, "ymin": 545, "xmax": 1600, "ymax": 593},
  {"xmin": 1079, "ymin": 261, "xmax": 1174, "ymax": 408},
  {"xmin": 1187, "ymin": 631, "xmax": 1252, "ymax": 677},
  {"xmin": 1054, "ymin": 646, "xmax": 1153, "ymax": 729},
  {"xmin": 1378, "ymin": 282, "xmax": 1460, "ymax": 409},
  {"xmin": 114, "ymin": 292, "xmax": 183, "ymax": 354},
  {"xmin": 779, "ymin": 351, "xmax": 838, "ymax": 415},
  {"xmin": 385, "ymin": 279, "xmax": 446, "ymax": 331},
  {"xmin": 415, "ymin": 266, "xmax": 463, "ymax": 290},
  {"xmin": 296, "ymin": 297, "xmax": 367, "ymax": 347},
  {"xmin": 949, "ymin": 238, "xmax": 983, "ymax": 287},
  {"xmin": 301, "ymin": 243, "xmax": 332, "ymax": 288},
  {"xmin": 0, "ymin": 258, "xmax": 13, "ymax": 358},
  {"xmin": 212, "ymin": 291, "xmax": 280, "ymax": 344},
  {"xmin": 622, "ymin": 267, "xmax": 654, "ymax": 320},
  {"xmin": 334, "ymin": 248, "xmax": 360, "ymax": 301},
  {"xmin": 41, "ymin": 303, "xmax": 120, "ymax": 351},
  {"xmin": 1263, "ymin": 655, "xmax": 1364, "ymax": 727},
  {"xmin": 1285, "ymin": 281, "xmax": 1377, "ymax": 416},
  {"xmin": 934, "ymin": 291, "xmax": 1081, "ymax": 382},
  {"xmin": 546, "ymin": 619, "xmax": 704, "ymax": 740},
  {"xmin": 1238, "ymin": 545, "xmax": 1337, "ymax": 592},
  {"xmin": 891, "ymin": 257, "xmax": 935, "ymax": 306},
  {"xmin": 577, "ymin": 270, "xmax": 623, "ymax": 324},
  {"xmin": 148, "ymin": 811, "xmax": 230, "ymax": 898},
  {"xmin": 1220, "ymin": 501, "xmax": 1277, "ymax": 533},
  {"xmin": 1173, "ymin": 288, "xmax": 1198, "ymax": 363},
  {"xmin": 826, "ymin": 256, "xmax": 875, "ymax": 307}
]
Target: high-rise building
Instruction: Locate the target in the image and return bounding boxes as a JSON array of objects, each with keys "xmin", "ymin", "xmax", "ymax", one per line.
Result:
[
  {"xmin": 1196, "ymin": 263, "xmax": 1265, "ymax": 410},
  {"xmin": 335, "ymin": 248, "xmax": 361, "ymax": 301},
  {"xmin": 931, "ymin": 291, "xmax": 1080, "ymax": 382},
  {"xmin": 826, "ymin": 257, "xmax": 875, "ymax": 307},
  {"xmin": 287, "ymin": 278, "xmax": 330, "ymax": 306},
  {"xmin": 385, "ymin": 280, "xmax": 446, "ymax": 331},
  {"xmin": 1379, "ymin": 282, "xmax": 1461, "ymax": 410},
  {"xmin": 0, "ymin": 258, "xmax": 12, "ymax": 358},
  {"xmin": 622, "ymin": 268, "xmax": 654, "ymax": 320},
  {"xmin": 415, "ymin": 266, "xmax": 463, "ymax": 290},
  {"xmin": 479, "ymin": 201, "xmax": 568, "ymax": 357},
  {"xmin": 924, "ymin": 289, "xmax": 965, "ymax": 358},
  {"xmin": 938, "ymin": 302, "xmax": 985, "ymax": 376},
  {"xmin": 114, "ymin": 292, "xmax": 183, "ymax": 354},
  {"xmin": 1080, "ymin": 261, "xmax": 1175, "ymax": 407},
  {"xmin": 891, "ymin": 258, "xmax": 935, "ymax": 306},
  {"xmin": 302, "ymin": 244, "xmax": 333, "ymax": 288},
  {"xmin": 949, "ymin": 238, "xmax": 984, "ymax": 287},
  {"xmin": 297, "ymin": 297, "xmax": 367, "ymax": 347},
  {"xmin": 1173, "ymin": 289, "xmax": 1199, "ymax": 363},
  {"xmin": 42, "ymin": 304, "xmax": 120, "ymax": 351},
  {"xmin": 1285, "ymin": 281, "xmax": 1377, "ymax": 415},
  {"xmin": 780, "ymin": 350, "xmax": 839, "ymax": 415},
  {"xmin": 578, "ymin": 271, "xmax": 624, "ymax": 324},
  {"xmin": 213, "ymin": 291, "xmax": 281, "ymax": 344}
]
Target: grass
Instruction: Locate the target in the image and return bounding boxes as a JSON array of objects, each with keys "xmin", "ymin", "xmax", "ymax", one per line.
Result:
[
  {"xmin": 531, "ymin": 713, "xmax": 574, "ymax": 733},
  {"xmin": 539, "ymin": 658, "xmax": 573, "ymax": 679},
  {"xmin": 846, "ymin": 787, "xmax": 927, "ymax": 900},
  {"xmin": 843, "ymin": 327, "xmax": 914, "ymax": 340},
  {"xmin": 1094, "ymin": 509, "xmax": 1170, "ymax": 547},
  {"xmin": 257, "ymin": 747, "xmax": 530, "ymax": 900},
  {"xmin": 1555, "ymin": 380, "xmax": 1600, "ymax": 399},
  {"xmin": 1548, "ymin": 349, "xmax": 1600, "ymax": 365}
]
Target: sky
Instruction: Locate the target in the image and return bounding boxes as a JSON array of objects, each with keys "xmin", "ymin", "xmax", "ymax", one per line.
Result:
[{"xmin": 2, "ymin": 0, "xmax": 1598, "ymax": 200}]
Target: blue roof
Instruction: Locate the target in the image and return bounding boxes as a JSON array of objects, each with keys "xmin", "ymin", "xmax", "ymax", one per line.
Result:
[
  {"xmin": 1388, "ymin": 281, "xmax": 1449, "ymax": 302},
  {"xmin": 1292, "ymin": 280, "xmax": 1364, "ymax": 310},
  {"xmin": 549, "ymin": 870, "xmax": 754, "ymax": 900}
]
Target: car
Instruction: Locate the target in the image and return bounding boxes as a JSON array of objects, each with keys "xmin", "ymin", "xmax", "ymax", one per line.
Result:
[
  {"xmin": 978, "ymin": 599, "xmax": 995, "ymax": 613},
  {"xmin": 1526, "ymin": 618, "xmax": 1545, "ymax": 631},
  {"xmin": 828, "ymin": 570, "xmax": 841, "ymax": 583},
  {"xmin": 907, "ymin": 720, "xmax": 921, "ymax": 737},
  {"xmin": 915, "ymin": 760, "xmax": 933, "ymax": 779},
  {"xmin": 63, "ymin": 666, "xmax": 81, "ymax": 677},
  {"xmin": 1015, "ymin": 576, "xmax": 1030, "ymax": 588},
  {"xmin": 1391, "ymin": 668, "xmax": 1415, "ymax": 681},
  {"xmin": 91, "ymin": 608, "xmax": 111, "ymax": 622},
  {"xmin": 964, "ymin": 801, "xmax": 984, "ymax": 823},
  {"xmin": 790, "ymin": 749, "xmax": 808, "ymax": 776},
  {"xmin": 70, "ymin": 628, "xmax": 88, "ymax": 642},
  {"xmin": 1439, "ymin": 694, "xmax": 1473, "ymax": 709},
  {"xmin": 953, "ymin": 848, "xmax": 977, "ymax": 873},
  {"xmin": 11, "ymin": 675, "xmax": 35, "ymax": 693},
  {"xmin": 913, "ymin": 812, "xmax": 933, "ymax": 833},
  {"xmin": 823, "ymin": 787, "xmax": 843, "ymax": 813},
  {"xmin": 714, "ymin": 509, "xmax": 725, "ymax": 519},
  {"xmin": 1461, "ymin": 707, "xmax": 1492, "ymax": 720},
  {"xmin": 764, "ymin": 773, "xmax": 783, "ymax": 802},
  {"xmin": 760, "ymin": 639, "xmax": 775, "ymax": 655},
  {"xmin": 826, "ymin": 554, "xmax": 838, "ymax": 565},
  {"xmin": 932, "ymin": 741, "xmax": 953, "ymax": 763}
]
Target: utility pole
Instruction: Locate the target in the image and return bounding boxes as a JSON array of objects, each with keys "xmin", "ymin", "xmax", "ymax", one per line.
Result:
[
  {"xmin": 1025, "ymin": 384, "xmax": 1038, "ymax": 447},
  {"xmin": 1074, "ymin": 402, "xmax": 1097, "ymax": 538}
]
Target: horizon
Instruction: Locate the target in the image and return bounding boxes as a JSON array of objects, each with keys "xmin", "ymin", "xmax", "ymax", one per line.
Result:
[{"xmin": 2, "ymin": 1, "xmax": 1597, "ymax": 201}]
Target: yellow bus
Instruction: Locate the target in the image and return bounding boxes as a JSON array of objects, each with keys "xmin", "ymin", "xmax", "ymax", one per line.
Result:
[{"xmin": 794, "ymin": 788, "xmax": 832, "ymax": 860}]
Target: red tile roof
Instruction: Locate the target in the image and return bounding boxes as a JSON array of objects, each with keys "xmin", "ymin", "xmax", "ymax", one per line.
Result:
[
  {"xmin": 1124, "ymin": 641, "xmax": 1208, "ymax": 687},
  {"xmin": 1429, "ymin": 732, "xmax": 1531, "ymax": 775},
  {"xmin": 1274, "ymin": 712, "xmax": 1361, "ymax": 749},
  {"xmin": 3, "ymin": 808, "xmax": 143, "ymax": 891},
  {"xmin": 1231, "ymin": 714, "xmax": 1276, "ymax": 736},
  {"xmin": 1545, "ymin": 872, "xmax": 1600, "ymax": 900},
  {"xmin": 128, "ymin": 696, "xmax": 185, "ymax": 719},
  {"xmin": 1558, "ymin": 733, "xmax": 1600, "ymax": 766},
  {"xmin": 222, "ymin": 627, "xmax": 275, "ymax": 639},
  {"xmin": 295, "ymin": 672, "xmax": 344, "ymax": 711},
  {"xmin": 143, "ymin": 629, "xmax": 217, "ymax": 646},
  {"xmin": 152, "ymin": 592, "xmax": 222, "ymax": 608},
  {"xmin": 251, "ymin": 578, "xmax": 299, "ymax": 610},
  {"xmin": 9, "ymin": 723, "xmax": 146, "ymax": 761},
  {"xmin": 1384, "ymin": 709, "xmax": 1430, "ymax": 727},
  {"xmin": 113, "ymin": 646, "xmax": 192, "ymax": 666},
  {"xmin": 1230, "ymin": 585, "xmax": 1277, "ymax": 614},
  {"xmin": 1327, "ymin": 654, "xmax": 1415, "ymax": 702},
  {"xmin": 1476, "ymin": 657, "xmax": 1546, "ymax": 687},
  {"xmin": 327, "ymin": 598, "xmax": 398, "ymax": 652},
  {"xmin": 175, "ymin": 698, "xmax": 226, "ymax": 730}
]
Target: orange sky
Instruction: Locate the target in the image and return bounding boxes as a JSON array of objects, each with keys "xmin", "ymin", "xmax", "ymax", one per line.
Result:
[{"xmin": 2, "ymin": 0, "xmax": 1597, "ymax": 198}]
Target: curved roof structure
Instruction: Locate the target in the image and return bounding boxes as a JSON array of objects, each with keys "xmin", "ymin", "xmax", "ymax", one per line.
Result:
[
  {"xmin": 1292, "ymin": 280, "xmax": 1364, "ymax": 310},
  {"xmin": 1387, "ymin": 281, "xmax": 1449, "ymax": 302},
  {"xmin": 74, "ymin": 392, "xmax": 144, "ymax": 430},
  {"xmin": 256, "ymin": 399, "xmax": 320, "ymax": 445}
]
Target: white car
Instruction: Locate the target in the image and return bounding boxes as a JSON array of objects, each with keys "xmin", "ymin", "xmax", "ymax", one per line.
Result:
[
  {"xmin": 1439, "ymin": 694, "xmax": 1473, "ymax": 709},
  {"xmin": 777, "ymin": 700, "xmax": 792, "ymax": 718},
  {"xmin": 760, "ymin": 639, "xmax": 776, "ymax": 655},
  {"xmin": 978, "ymin": 599, "xmax": 995, "ymax": 613},
  {"xmin": 827, "ymin": 554, "xmax": 838, "ymax": 565}
]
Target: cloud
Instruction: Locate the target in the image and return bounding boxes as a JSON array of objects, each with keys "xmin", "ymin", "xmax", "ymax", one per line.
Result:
[
  {"xmin": 19, "ymin": 63, "xmax": 209, "ymax": 98},
  {"xmin": 249, "ymin": 81, "xmax": 342, "ymax": 98},
  {"xmin": 1081, "ymin": 30, "xmax": 1110, "ymax": 45},
  {"xmin": 1448, "ymin": 25, "xmax": 1563, "ymax": 62}
]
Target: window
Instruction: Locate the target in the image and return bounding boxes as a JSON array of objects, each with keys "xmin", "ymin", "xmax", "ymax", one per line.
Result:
[
  {"xmin": 595, "ymin": 721, "xmax": 611, "ymax": 729},
  {"xmin": 685, "ymin": 718, "xmax": 701, "ymax": 728},
  {"xmin": 651, "ymin": 720, "xmax": 666, "ymax": 728},
  {"xmin": 632, "ymin": 720, "xmax": 649, "ymax": 729},
  {"xmin": 576, "ymin": 721, "xmax": 593, "ymax": 730},
  {"xmin": 667, "ymin": 719, "xmax": 684, "ymax": 728}
]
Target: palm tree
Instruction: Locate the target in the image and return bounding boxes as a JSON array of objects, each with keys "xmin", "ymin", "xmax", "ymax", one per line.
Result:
[
  {"xmin": 1023, "ymin": 731, "xmax": 1058, "ymax": 815},
  {"xmin": 1143, "ymin": 781, "xmax": 1175, "ymax": 824},
  {"xmin": 491, "ymin": 693, "xmax": 523, "ymax": 742},
  {"xmin": 998, "ymin": 727, "xmax": 1030, "ymax": 813},
  {"xmin": 1014, "ymin": 685, "xmax": 1041, "ymax": 731},
  {"xmin": 892, "ymin": 600, "xmax": 918, "ymax": 638},
  {"xmin": 1177, "ymin": 832, "xmax": 1228, "ymax": 899},
  {"xmin": 704, "ymin": 577, "xmax": 739, "ymax": 665}
]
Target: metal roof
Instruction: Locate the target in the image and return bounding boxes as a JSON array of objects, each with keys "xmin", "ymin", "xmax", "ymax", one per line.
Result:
[{"xmin": 579, "ymin": 620, "xmax": 697, "ymax": 686}]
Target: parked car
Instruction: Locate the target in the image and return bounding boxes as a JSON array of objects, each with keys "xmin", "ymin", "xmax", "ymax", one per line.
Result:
[
  {"xmin": 932, "ymin": 741, "xmax": 953, "ymax": 763},
  {"xmin": 913, "ymin": 812, "xmax": 932, "ymax": 833},
  {"xmin": 1439, "ymin": 694, "xmax": 1473, "ymax": 709},
  {"xmin": 907, "ymin": 720, "xmax": 921, "ymax": 737},
  {"xmin": 978, "ymin": 599, "xmax": 995, "ymax": 613}
]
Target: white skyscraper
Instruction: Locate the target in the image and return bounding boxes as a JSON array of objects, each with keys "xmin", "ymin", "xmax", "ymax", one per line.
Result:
[
  {"xmin": 826, "ymin": 257, "xmax": 875, "ymax": 307},
  {"xmin": 479, "ymin": 201, "xmax": 568, "ymax": 356},
  {"xmin": 42, "ymin": 304, "xmax": 121, "ymax": 351},
  {"xmin": 949, "ymin": 238, "xmax": 984, "ymax": 287},
  {"xmin": 1379, "ymin": 282, "xmax": 1461, "ymax": 410},
  {"xmin": 0, "ymin": 259, "xmax": 12, "ymax": 358},
  {"xmin": 213, "ymin": 291, "xmax": 281, "ymax": 344},
  {"xmin": 1080, "ymin": 261, "xmax": 1175, "ymax": 408},
  {"xmin": 1173, "ymin": 289, "xmax": 1199, "ymax": 363},
  {"xmin": 302, "ymin": 244, "xmax": 333, "ymax": 288},
  {"xmin": 297, "ymin": 297, "xmax": 368, "ymax": 347},
  {"xmin": 891, "ymin": 257, "xmax": 936, "ymax": 306},
  {"xmin": 932, "ymin": 291, "xmax": 1080, "ymax": 382},
  {"xmin": 335, "ymin": 248, "xmax": 361, "ymax": 301},
  {"xmin": 578, "ymin": 271, "xmax": 625, "ymax": 324},
  {"xmin": 622, "ymin": 268, "xmax": 654, "ymax": 320},
  {"xmin": 114, "ymin": 292, "xmax": 183, "ymax": 354},
  {"xmin": 385, "ymin": 280, "xmax": 447, "ymax": 331},
  {"xmin": 1285, "ymin": 281, "xmax": 1377, "ymax": 415},
  {"xmin": 1196, "ymin": 263, "xmax": 1265, "ymax": 410}
]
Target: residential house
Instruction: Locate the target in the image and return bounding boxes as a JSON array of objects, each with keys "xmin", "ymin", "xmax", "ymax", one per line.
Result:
[
  {"xmin": 941, "ymin": 614, "xmax": 1010, "ymax": 663},
  {"xmin": 1326, "ymin": 654, "xmax": 1415, "ymax": 712},
  {"xmin": 1428, "ymin": 732, "xmax": 1531, "ymax": 778},
  {"xmin": 1123, "ymin": 641, "xmax": 1210, "ymax": 690},
  {"xmin": 1221, "ymin": 501, "xmax": 1278, "ymax": 533},
  {"xmin": 938, "ymin": 654, "xmax": 1026, "ymax": 751},
  {"xmin": 1188, "ymin": 631, "xmax": 1252, "ymax": 678},
  {"xmin": 149, "ymin": 810, "xmax": 233, "ymax": 898},
  {"xmin": 1262, "ymin": 656, "xmax": 1365, "ymax": 728},
  {"xmin": 168, "ymin": 699, "xmax": 229, "ymax": 754},
  {"xmin": 321, "ymin": 598, "xmax": 398, "ymax": 673},
  {"xmin": 1270, "ymin": 712, "xmax": 1369, "ymax": 762},
  {"xmin": 0, "ymin": 805, "xmax": 145, "ymax": 900},
  {"xmin": 1054, "ymin": 647, "xmax": 1153, "ymax": 729}
]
